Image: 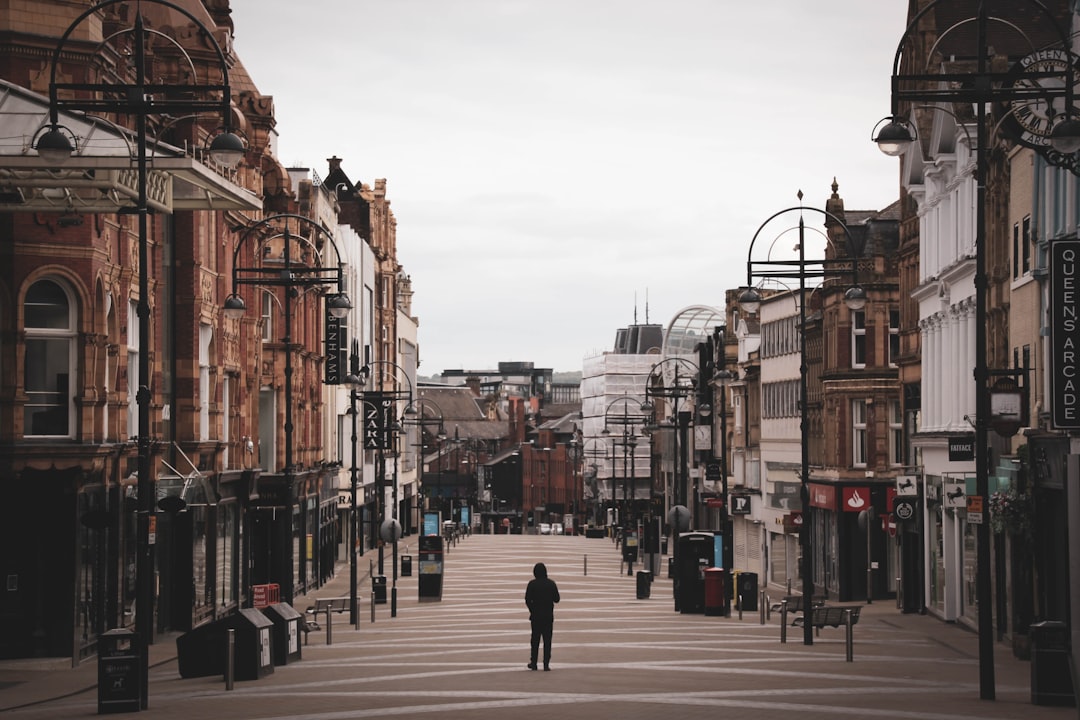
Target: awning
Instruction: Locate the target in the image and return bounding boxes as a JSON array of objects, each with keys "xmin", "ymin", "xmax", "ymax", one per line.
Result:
[{"xmin": 0, "ymin": 79, "xmax": 260, "ymax": 214}]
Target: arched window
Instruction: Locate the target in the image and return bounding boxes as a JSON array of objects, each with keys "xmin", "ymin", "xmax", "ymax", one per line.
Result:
[{"xmin": 24, "ymin": 279, "xmax": 76, "ymax": 437}]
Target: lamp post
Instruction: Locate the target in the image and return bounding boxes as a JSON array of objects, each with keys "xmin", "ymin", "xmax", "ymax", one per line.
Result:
[
  {"xmin": 402, "ymin": 397, "xmax": 447, "ymax": 533},
  {"xmin": 354, "ymin": 359, "xmax": 413, "ymax": 615},
  {"xmin": 643, "ymin": 357, "xmax": 699, "ymax": 610},
  {"xmin": 712, "ymin": 326, "xmax": 736, "ymax": 607},
  {"xmin": 642, "ymin": 358, "xmax": 699, "ymax": 530},
  {"xmin": 871, "ymin": 1, "xmax": 1080, "ymax": 699},
  {"xmin": 567, "ymin": 432, "xmax": 583, "ymax": 533},
  {"xmin": 35, "ymin": 1, "xmax": 245, "ymax": 708},
  {"xmin": 582, "ymin": 438, "xmax": 608, "ymax": 529},
  {"xmin": 344, "ymin": 341, "xmax": 366, "ymax": 627},
  {"xmin": 225, "ymin": 213, "xmax": 351, "ymax": 607},
  {"xmin": 738, "ymin": 200, "xmax": 866, "ymax": 646},
  {"xmin": 602, "ymin": 396, "xmax": 647, "ymax": 538}
]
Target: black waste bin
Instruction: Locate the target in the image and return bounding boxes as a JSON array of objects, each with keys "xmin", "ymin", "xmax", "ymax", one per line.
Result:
[
  {"xmin": 98, "ymin": 627, "xmax": 141, "ymax": 714},
  {"xmin": 177, "ymin": 608, "xmax": 275, "ymax": 681},
  {"xmin": 261, "ymin": 603, "xmax": 302, "ymax": 665},
  {"xmin": 736, "ymin": 571, "xmax": 759, "ymax": 612},
  {"xmin": 636, "ymin": 571, "xmax": 652, "ymax": 599},
  {"xmin": 373, "ymin": 575, "xmax": 387, "ymax": 604},
  {"xmin": 1031, "ymin": 620, "xmax": 1076, "ymax": 706},
  {"xmin": 401, "ymin": 555, "xmax": 412, "ymax": 577}
]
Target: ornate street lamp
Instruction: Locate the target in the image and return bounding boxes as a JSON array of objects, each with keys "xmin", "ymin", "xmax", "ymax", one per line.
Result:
[
  {"xmin": 601, "ymin": 396, "xmax": 647, "ymax": 536},
  {"xmin": 739, "ymin": 199, "xmax": 865, "ymax": 646},
  {"xmin": 226, "ymin": 214, "xmax": 351, "ymax": 609},
  {"xmin": 36, "ymin": 1, "xmax": 244, "ymax": 708},
  {"xmin": 355, "ymin": 359, "xmax": 413, "ymax": 616},
  {"xmin": 871, "ymin": 0, "xmax": 1080, "ymax": 699}
]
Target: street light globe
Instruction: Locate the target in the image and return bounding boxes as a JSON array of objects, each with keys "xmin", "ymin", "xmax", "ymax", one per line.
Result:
[
  {"xmin": 738, "ymin": 287, "xmax": 762, "ymax": 315},
  {"xmin": 1050, "ymin": 117, "xmax": 1080, "ymax": 154},
  {"xmin": 873, "ymin": 117, "xmax": 915, "ymax": 157},
  {"xmin": 326, "ymin": 292, "xmax": 352, "ymax": 319},
  {"xmin": 223, "ymin": 293, "xmax": 246, "ymax": 320},
  {"xmin": 35, "ymin": 125, "xmax": 75, "ymax": 165},
  {"xmin": 844, "ymin": 285, "xmax": 868, "ymax": 311},
  {"xmin": 208, "ymin": 131, "xmax": 245, "ymax": 167}
]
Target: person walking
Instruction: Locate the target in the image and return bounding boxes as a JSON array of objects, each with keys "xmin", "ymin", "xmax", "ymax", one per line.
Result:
[{"xmin": 525, "ymin": 562, "xmax": 560, "ymax": 671}]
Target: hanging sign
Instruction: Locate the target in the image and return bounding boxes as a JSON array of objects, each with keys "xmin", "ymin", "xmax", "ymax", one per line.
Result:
[{"xmin": 1051, "ymin": 239, "xmax": 1080, "ymax": 428}]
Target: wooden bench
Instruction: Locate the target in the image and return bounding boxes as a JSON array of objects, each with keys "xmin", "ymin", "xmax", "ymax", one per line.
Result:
[{"xmin": 302, "ymin": 597, "xmax": 350, "ymax": 643}]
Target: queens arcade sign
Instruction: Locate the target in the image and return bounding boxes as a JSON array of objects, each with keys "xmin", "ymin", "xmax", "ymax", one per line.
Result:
[{"xmin": 1051, "ymin": 239, "xmax": 1080, "ymax": 429}]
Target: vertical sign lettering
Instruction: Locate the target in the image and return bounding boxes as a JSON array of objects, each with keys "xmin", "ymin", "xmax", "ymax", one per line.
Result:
[
  {"xmin": 324, "ymin": 305, "xmax": 342, "ymax": 385},
  {"xmin": 362, "ymin": 393, "xmax": 395, "ymax": 450},
  {"xmin": 1051, "ymin": 240, "xmax": 1080, "ymax": 428}
]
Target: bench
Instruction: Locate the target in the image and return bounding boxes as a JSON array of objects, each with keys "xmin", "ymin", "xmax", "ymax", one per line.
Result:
[
  {"xmin": 773, "ymin": 595, "xmax": 827, "ymax": 624},
  {"xmin": 803, "ymin": 604, "xmax": 861, "ymax": 629},
  {"xmin": 302, "ymin": 597, "xmax": 350, "ymax": 643},
  {"xmin": 782, "ymin": 604, "xmax": 863, "ymax": 661}
]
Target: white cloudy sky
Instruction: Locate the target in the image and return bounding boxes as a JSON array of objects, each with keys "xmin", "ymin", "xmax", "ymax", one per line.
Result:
[{"xmin": 229, "ymin": 1, "xmax": 909, "ymax": 375}]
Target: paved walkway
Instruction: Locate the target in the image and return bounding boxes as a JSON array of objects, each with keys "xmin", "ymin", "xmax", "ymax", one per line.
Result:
[{"xmin": 1, "ymin": 533, "xmax": 1076, "ymax": 719}]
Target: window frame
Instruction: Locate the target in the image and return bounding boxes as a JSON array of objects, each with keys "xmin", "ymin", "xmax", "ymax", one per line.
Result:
[{"xmin": 24, "ymin": 278, "xmax": 77, "ymax": 439}]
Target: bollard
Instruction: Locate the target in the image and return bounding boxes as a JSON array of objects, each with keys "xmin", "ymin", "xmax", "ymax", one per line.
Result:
[
  {"xmin": 391, "ymin": 586, "xmax": 397, "ymax": 618},
  {"xmin": 225, "ymin": 628, "xmax": 235, "ymax": 691},
  {"xmin": 326, "ymin": 605, "xmax": 333, "ymax": 645},
  {"xmin": 780, "ymin": 600, "xmax": 788, "ymax": 643},
  {"xmin": 584, "ymin": 554, "xmax": 588, "ymax": 576},
  {"xmin": 759, "ymin": 591, "xmax": 767, "ymax": 625},
  {"xmin": 845, "ymin": 609, "xmax": 854, "ymax": 662},
  {"xmin": 371, "ymin": 589, "xmax": 376, "ymax": 623},
  {"xmin": 738, "ymin": 594, "xmax": 743, "ymax": 621}
]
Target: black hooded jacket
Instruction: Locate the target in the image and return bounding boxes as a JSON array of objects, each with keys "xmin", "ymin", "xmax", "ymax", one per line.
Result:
[{"xmin": 525, "ymin": 562, "xmax": 560, "ymax": 621}]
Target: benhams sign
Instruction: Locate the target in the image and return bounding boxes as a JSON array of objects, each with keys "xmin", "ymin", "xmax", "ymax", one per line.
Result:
[{"xmin": 1051, "ymin": 240, "xmax": 1080, "ymax": 428}]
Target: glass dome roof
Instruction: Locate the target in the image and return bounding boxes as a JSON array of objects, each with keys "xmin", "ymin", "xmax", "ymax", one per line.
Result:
[{"xmin": 663, "ymin": 305, "xmax": 724, "ymax": 359}]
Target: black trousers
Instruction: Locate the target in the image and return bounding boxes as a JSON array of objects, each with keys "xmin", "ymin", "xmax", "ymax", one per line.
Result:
[{"xmin": 530, "ymin": 618, "xmax": 553, "ymax": 664}]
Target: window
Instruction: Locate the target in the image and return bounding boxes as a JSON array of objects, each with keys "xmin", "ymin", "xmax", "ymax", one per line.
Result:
[
  {"xmin": 1022, "ymin": 215, "xmax": 1031, "ymax": 276},
  {"xmin": 128, "ymin": 300, "xmax": 139, "ymax": 439},
  {"xmin": 261, "ymin": 291, "xmax": 273, "ymax": 343},
  {"xmin": 888, "ymin": 309, "xmax": 900, "ymax": 367},
  {"xmin": 24, "ymin": 279, "xmax": 75, "ymax": 437},
  {"xmin": 1013, "ymin": 215, "xmax": 1033, "ymax": 278},
  {"xmin": 852, "ymin": 399, "xmax": 867, "ymax": 467},
  {"xmin": 852, "ymin": 311, "xmax": 866, "ymax": 368},
  {"xmin": 762, "ymin": 379, "xmax": 799, "ymax": 418},
  {"xmin": 199, "ymin": 323, "xmax": 212, "ymax": 441},
  {"xmin": 889, "ymin": 400, "xmax": 903, "ymax": 467}
]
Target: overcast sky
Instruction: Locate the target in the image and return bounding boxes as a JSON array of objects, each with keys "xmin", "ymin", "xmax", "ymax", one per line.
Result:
[{"xmin": 229, "ymin": 1, "xmax": 909, "ymax": 375}]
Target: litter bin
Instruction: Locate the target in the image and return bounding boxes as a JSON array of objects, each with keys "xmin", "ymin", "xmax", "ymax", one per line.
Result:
[
  {"xmin": 401, "ymin": 555, "xmax": 412, "ymax": 577},
  {"xmin": 373, "ymin": 575, "xmax": 387, "ymax": 604},
  {"xmin": 636, "ymin": 571, "xmax": 652, "ymax": 599},
  {"xmin": 98, "ymin": 627, "xmax": 141, "ymax": 714},
  {"xmin": 261, "ymin": 603, "xmax": 302, "ymax": 665},
  {"xmin": 704, "ymin": 567, "xmax": 727, "ymax": 616},
  {"xmin": 1031, "ymin": 620, "xmax": 1076, "ymax": 706},
  {"xmin": 177, "ymin": 608, "xmax": 275, "ymax": 681},
  {"xmin": 736, "ymin": 571, "xmax": 759, "ymax": 612}
]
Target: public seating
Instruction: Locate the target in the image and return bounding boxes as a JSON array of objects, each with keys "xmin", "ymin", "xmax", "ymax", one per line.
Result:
[
  {"xmin": 301, "ymin": 597, "xmax": 350, "ymax": 643},
  {"xmin": 772, "ymin": 594, "xmax": 827, "ymax": 624},
  {"xmin": 779, "ymin": 603, "xmax": 863, "ymax": 661}
]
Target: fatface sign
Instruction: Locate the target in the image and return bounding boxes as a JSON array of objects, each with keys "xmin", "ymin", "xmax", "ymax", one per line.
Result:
[
  {"xmin": 1051, "ymin": 239, "xmax": 1080, "ymax": 428},
  {"xmin": 948, "ymin": 436, "xmax": 975, "ymax": 462}
]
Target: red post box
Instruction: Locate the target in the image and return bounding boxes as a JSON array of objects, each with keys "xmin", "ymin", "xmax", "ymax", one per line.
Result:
[{"xmin": 704, "ymin": 567, "xmax": 726, "ymax": 616}]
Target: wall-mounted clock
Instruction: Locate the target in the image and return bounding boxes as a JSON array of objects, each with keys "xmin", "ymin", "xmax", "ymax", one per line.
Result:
[{"xmin": 1003, "ymin": 48, "xmax": 1080, "ymax": 150}]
